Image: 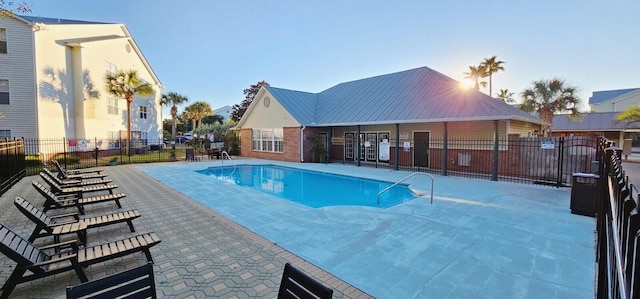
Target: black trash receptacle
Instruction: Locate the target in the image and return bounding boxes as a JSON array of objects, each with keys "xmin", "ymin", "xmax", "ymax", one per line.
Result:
[{"xmin": 570, "ymin": 173, "xmax": 599, "ymax": 217}]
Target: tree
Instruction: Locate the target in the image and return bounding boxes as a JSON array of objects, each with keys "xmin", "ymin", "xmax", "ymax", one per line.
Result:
[
  {"xmin": 518, "ymin": 78, "xmax": 581, "ymax": 133},
  {"xmin": 184, "ymin": 101, "xmax": 213, "ymax": 131},
  {"xmin": 480, "ymin": 55, "xmax": 505, "ymax": 96},
  {"xmin": 105, "ymin": 70, "xmax": 154, "ymax": 155},
  {"xmin": 615, "ymin": 106, "xmax": 640, "ymax": 127},
  {"xmin": 463, "ymin": 65, "xmax": 487, "ymax": 91},
  {"xmin": 160, "ymin": 92, "xmax": 189, "ymax": 140},
  {"xmin": 0, "ymin": 1, "xmax": 30, "ymax": 18},
  {"xmin": 202, "ymin": 114, "xmax": 224, "ymax": 125},
  {"xmin": 496, "ymin": 89, "xmax": 515, "ymax": 104},
  {"xmin": 231, "ymin": 80, "xmax": 269, "ymax": 121}
]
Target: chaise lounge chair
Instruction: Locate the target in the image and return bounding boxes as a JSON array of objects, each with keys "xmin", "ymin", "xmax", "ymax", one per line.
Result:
[
  {"xmin": 32, "ymin": 181, "xmax": 126, "ymax": 214},
  {"xmin": 277, "ymin": 263, "xmax": 333, "ymax": 299},
  {"xmin": 0, "ymin": 223, "xmax": 160, "ymax": 299},
  {"xmin": 14, "ymin": 197, "xmax": 141, "ymax": 245},
  {"xmin": 41, "ymin": 168, "xmax": 113, "ymax": 188},
  {"xmin": 51, "ymin": 160, "xmax": 108, "ymax": 180},
  {"xmin": 66, "ymin": 262, "xmax": 157, "ymax": 299},
  {"xmin": 39, "ymin": 172, "xmax": 119, "ymax": 196}
]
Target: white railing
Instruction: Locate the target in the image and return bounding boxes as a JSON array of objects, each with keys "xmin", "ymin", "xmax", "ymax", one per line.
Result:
[
  {"xmin": 221, "ymin": 151, "xmax": 231, "ymax": 164},
  {"xmin": 377, "ymin": 172, "xmax": 434, "ymax": 206}
]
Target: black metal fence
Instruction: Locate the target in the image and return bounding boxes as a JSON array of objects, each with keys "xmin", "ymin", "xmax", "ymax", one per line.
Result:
[
  {"xmin": 339, "ymin": 135, "xmax": 598, "ymax": 186},
  {"xmin": 0, "ymin": 138, "xmax": 25, "ymax": 196},
  {"xmin": 596, "ymin": 139, "xmax": 640, "ymax": 298},
  {"xmin": 20, "ymin": 138, "xmax": 190, "ymax": 176}
]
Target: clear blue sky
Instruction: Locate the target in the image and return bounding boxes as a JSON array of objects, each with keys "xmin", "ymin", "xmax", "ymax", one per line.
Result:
[{"xmin": 24, "ymin": 0, "xmax": 640, "ymax": 117}]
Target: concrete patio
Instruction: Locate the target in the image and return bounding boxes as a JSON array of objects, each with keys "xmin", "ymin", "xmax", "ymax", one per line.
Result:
[
  {"xmin": 0, "ymin": 163, "xmax": 371, "ymax": 298},
  {"xmin": 0, "ymin": 158, "xmax": 597, "ymax": 298}
]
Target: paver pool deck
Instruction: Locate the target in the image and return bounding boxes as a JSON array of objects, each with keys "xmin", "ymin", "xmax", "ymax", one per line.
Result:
[{"xmin": 0, "ymin": 158, "xmax": 595, "ymax": 298}]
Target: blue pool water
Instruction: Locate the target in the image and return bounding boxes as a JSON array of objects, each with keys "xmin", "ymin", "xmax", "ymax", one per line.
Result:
[{"xmin": 197, "ymin": 164, "xmax": 416, "ymax": 208}]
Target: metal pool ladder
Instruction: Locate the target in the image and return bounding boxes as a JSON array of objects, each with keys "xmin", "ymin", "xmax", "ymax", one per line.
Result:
[
  {"xmin": 377, "ymin": 172, "xmax": 434, "ymax": 206},
  {"xmin": 220, "ymin": 151, "xmax": 232, "ymax": 163}
]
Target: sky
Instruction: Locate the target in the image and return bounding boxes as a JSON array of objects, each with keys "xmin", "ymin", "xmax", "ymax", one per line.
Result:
[{"xmin": 21, "ymin": 0, "xmax": 640, "ymax": 117}]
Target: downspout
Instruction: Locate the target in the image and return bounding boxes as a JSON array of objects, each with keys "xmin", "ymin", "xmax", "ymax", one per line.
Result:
[{"xmin": 300, "ymin": 126, "xmax": 306, "ymax": 162}]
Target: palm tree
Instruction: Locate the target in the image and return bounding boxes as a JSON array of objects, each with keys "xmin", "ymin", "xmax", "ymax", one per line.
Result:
[
  {"xmin": 518, "ymin": 78, "xmax": 581, "ymax": 134},
  {"xmin": 480, "ymin": 56, "xmax": 505, "ymax": 96},
  {"xmin": 463, "ymin": 65, "xmax": 487, "ymax": 91},
  {"xmin": 160, "ymin": 92, "xmax": 189, "ymax": 140},
  {"xmin": 184, "ymin": 101, "xmax": 213, "ymax": 131},
  {"xmin": 105, "ymin": 70, "xmax": 154, "ymax": 155},
  {"xmin": 615, "ymin": 106, "xmax": 640, "ymax": 126},
  {"xmin": 496, "ymin": 89, "xmax": 515, "ymax": 104}
]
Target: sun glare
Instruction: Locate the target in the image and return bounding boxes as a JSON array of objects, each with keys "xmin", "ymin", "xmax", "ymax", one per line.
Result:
[{"xmin": 459, "ymin": 79, "xmax": 474, "ymax": 90}]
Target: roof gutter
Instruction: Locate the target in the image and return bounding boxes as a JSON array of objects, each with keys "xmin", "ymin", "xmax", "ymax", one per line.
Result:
[{"xmin": 300, "ymin": 126, "xmax": 306, "ymax": 162}]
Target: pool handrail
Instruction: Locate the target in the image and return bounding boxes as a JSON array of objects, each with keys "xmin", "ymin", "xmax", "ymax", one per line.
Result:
[
  {"xmin": 377, "ymin": 172, "xmax": 434, "ymax": 206},
  {"xmin": 221, "ymin": 151, "xmax": 231, "ymax": 164}
]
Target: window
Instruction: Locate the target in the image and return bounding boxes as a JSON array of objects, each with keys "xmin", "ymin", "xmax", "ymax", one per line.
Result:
[
  {"xmin": 0, "ymin": 79, "xmax": 9, "ymax": 105},
  {"xmin": 139, "ymin": 106, "xmax": 147, "ymax": 119},
  {"xmin": 0, "ymin": 28, "xmax": 6, "ymax": 54},
  {"xmin": 105, "ymin": 61, "xmax": 117, "ymax": 75},
  {"xmin": 251, "ymin": 128, "xmax": 283, "ymax": 152},
  {"xmin": 107, "ymin": 97, "xmax": 118, "ymax": 115},
  {"xmin": 0, "ymin": 130, "xmax": 10, "ymax": 139}
]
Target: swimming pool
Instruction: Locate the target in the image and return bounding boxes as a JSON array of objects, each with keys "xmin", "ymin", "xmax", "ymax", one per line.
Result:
[{"xmin": 197, "ymin": 164, "xmax": 416, "ymax": 208}]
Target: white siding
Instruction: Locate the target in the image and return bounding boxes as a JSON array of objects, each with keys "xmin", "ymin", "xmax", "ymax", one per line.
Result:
[
  {"xmin": 33, "ymin": 23, "xmax": 163, "ymax": 143},
  {"xmin": 242, "ymin": 93, "xmax": 301, "ymax": 128},
  {"xmin": 509, "ymin": 120, "xmax": 541, "ymax": 137},
  {"xmin": 0, "ymin": 17, "xmax": 37, "ymax": 138},
  {"xmin": 591, "ymin": 90, "xmax": 640, "ymax": 113}
]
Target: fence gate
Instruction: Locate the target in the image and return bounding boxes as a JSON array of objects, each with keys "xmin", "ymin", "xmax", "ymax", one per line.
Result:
[{"xmin": 414, "ymin": 132, "xmax": 429, "ymax": 168}]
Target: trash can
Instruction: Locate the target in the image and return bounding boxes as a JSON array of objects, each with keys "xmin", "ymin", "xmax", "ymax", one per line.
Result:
[{"xmin": 570, "ymin": 173, "xmax": 599, "ymax": 217}]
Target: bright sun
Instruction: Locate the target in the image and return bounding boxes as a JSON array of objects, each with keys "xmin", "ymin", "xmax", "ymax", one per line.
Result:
[{"xmin": 459, "ymin": 79, "xmax": 475, "ymax": 90}]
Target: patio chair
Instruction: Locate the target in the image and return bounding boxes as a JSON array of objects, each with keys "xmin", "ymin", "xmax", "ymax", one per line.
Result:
[
  {"xmin": 39, "ymin": 172, "xmax": 119, "ymax": 196},
  {"xmin": 186, "ymin": 148, "xmax": 200, "ymax": 161},
  {"xmin": 0, "ymin": 223, "xmax": 160, "ymax": 299},
  {"xmin": 32, "ymin": 180, "xmax": 125, "ymax": 214},
  {"xmin": 277, "ymin": 263, "xmax": 333, "ymax": 299},
  {"xmin": 42, "ymin": 168, "xmax": 113, "ymax": 188},
  {"xmin": 66, "ymin": 262, "xmax": 156, "ymax": 299},
  {"xmin": 51, "ymin": 160, "xmax": 108, "ymax": 180},
  {"xmin": 14, "ymin": 197, "xmax": 141, "ymax": 245}
]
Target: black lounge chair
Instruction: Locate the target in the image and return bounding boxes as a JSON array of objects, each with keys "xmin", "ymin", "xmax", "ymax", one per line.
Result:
[
  {"xmin": 0, "ymin": 223, "xmax": 160, "ymax": 299},
  {"xmin": 41, "ymin": 168, "xmax": 113, "ymax": 188},
  {"xmin": 39, "ymin": 172, "xmax": 119, "ymax": 196},
  {"xmin": 66, "ymin": 262, "xmax": 157, "ymax": 299},
  {"xmin": 14, "ymin": 197, "xmax": 141, "ymax": 245},
  {"xmin": 277, "ymin": 263, "xmax": 333, "ymax": 299},
  {"xmin": 32, "ymin": 180, "xmax": 125, "ymax": 214},
  {"xmin": 51, "ymin": 160, "xmax": 107, "ymax": 180}
]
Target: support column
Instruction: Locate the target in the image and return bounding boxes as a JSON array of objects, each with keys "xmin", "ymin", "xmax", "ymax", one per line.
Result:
[
  {"xmin": 442, "ymin": 122, "xmax": 448, "ymax": 176},
  {"xmin": 395, "ymin": 123, "xmax": 400, "ymax": 171},
  {"xmin": 491, "ymin": 120, "xmax": 499, "ymax": 181},
  {"xmin": 357, "ymin": 125, "xmax": 361, "ymax": 167},
  {"xmin": 327, "ymin": 128, "xmax": 332, "ymax": 162}
]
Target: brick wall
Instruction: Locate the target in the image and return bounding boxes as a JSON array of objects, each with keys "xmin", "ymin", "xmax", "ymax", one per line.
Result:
[{"xmin": 239, "ymin": 127, "xmax": 301, "ymax": 162}]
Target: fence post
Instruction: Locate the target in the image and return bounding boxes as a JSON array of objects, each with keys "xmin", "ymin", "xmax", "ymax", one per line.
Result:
[
  {"xmin": 442, "ymin": 122, "xmax": 448, "ymax": 176},
  {"xmin": 556, "ymin": 137, "xmax": 564, "ymax": 187},
  {"xmin": 62, "ymin": 137, "xmax": 67, "ymax": 169},
  {"xmin": 491, "ymin": 120, "xmax": 499, "ymax": 181}
]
